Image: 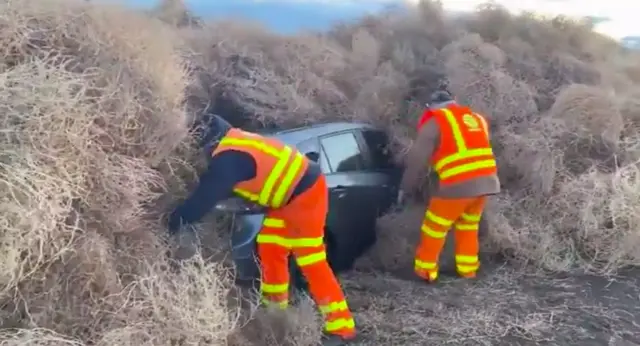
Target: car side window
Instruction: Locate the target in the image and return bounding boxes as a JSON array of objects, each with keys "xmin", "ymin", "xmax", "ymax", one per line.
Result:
[
  {"xmin": 295, "ymin": 138, "xmax": 331, "ymax": 174},
  {"xmin": 361, "ymin": 130, "xmax": 395, "ymax": 170},
  {"xmin": 320, "ymin": 132, "xmax": 366, "ymax": 173},
  {"xmin": 319, "ymin": 151, "xmax": 331, "ymax": 174}
]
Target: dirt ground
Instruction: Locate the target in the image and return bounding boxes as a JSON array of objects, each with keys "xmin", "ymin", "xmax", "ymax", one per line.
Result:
[
  {"xmin": 226, "ymin": 243, "xmax": 640, "ymax": 346},
  {"xmin": 342, "ymin": 262, "xmax": 640, "ymax": 346},
  {"xmin": 220, "ymin": 206, "xmax": 640, "ymax": 346}
]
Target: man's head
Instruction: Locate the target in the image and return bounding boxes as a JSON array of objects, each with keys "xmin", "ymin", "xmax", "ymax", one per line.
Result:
[
  {"xmin": 194, "ymin": 113, "xmax": 232, "ymax": 152},
  {"xmin": 425, "ymin": 90, "xmax": 455, "ymax": 110},
  {"xmin": 417, "ymin": 90, "xmax": 456, "ymax": 130}
]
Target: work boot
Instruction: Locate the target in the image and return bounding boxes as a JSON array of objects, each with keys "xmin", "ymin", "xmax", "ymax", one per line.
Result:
[
  {"xmin": 321, "ymin": 332, "xmax": 357, "ymax": 346},
  {"xmin": 415, "ymin": 269, "xmax": 438, "ymax": 284},
  {"xmin": 458, "ymin": 271, "xmax": 477, "ymax": 279}
]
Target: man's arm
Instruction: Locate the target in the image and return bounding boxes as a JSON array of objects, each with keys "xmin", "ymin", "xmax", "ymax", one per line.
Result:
[
  {"xmin": 399, "ymin": 118, "xmax": 439, "ymax": 193},
  {"xmin": 167, "ymin": 151, "xmax": 255, "ymax": 234}
]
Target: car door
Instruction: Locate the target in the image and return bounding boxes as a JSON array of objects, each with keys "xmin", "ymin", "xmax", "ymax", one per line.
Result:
[
  {"xmin": 292, "ymin": 137, "xmax": 347, "ymax": 234},
  {"xmin": 354, "ymin": 128, "xmax": 402, "ymax": 216},
  {"xmin": 318, "ymin": 130, "xmax": 380, "ymax": 267},
  {"xmin": 292, "ymin": 136, "xmax": 360, "ymax": 269}
]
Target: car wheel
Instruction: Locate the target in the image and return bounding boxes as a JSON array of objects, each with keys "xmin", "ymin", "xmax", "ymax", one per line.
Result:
[{"xmin": 289, "ymin": 230, "xmax": 337, "ymax": 292}]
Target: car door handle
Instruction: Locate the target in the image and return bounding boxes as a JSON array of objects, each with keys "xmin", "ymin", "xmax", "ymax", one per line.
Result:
[{"xmin": 333, "ymin": 186, "xmax": 347, "ymax": 198}]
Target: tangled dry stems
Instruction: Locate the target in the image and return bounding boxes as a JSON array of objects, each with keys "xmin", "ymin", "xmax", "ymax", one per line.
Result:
[
  {"xmin": 2, "ymin": 0, "xmax": 640, "ymax": 344},
  {"xmin": 0, "ymin": 0, "xmax": 236, "ymax": 344}
]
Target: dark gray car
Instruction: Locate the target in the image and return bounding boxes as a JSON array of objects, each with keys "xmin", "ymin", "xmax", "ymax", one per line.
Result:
[{"xmin": 214, "ymin": 122, "xmax": 402, "ymax": 287}]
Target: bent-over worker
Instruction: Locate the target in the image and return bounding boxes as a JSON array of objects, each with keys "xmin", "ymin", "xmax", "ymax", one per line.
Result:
[
  {"xmin": 399, "ymin": 90, "xmax": 501, "ymax": 283},
  {"xmin": 167, "ymin": 114, "xmax": 356, "ymax": 345}
]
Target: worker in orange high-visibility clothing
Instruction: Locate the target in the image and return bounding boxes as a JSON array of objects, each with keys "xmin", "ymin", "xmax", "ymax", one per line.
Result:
[
  {"xmin": 167, "ymin": 114, "xmax": 356, "ymax": 346},
  {"xmin": 398, "ymin": 90, "xmax": 501, "ymax": 283}
]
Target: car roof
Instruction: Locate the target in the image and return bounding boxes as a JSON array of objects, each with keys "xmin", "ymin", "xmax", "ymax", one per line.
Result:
[{"xmin": 259, "ymin": 122, "xmax": 379, "ymax": 145}]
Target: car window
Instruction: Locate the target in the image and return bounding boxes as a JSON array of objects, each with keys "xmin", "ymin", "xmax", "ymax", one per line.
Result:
[
  {"xmin": 361, "ymin": 130, "xmax": 395, "ymax": 170},
  {"xmin": 320, "ymin": 132, "xmax": 366, "ymax": 173},
  {"xmin": 295, "ymin": 138, "xmax": 331, "ymax": 174},
  {"xmin": 319, "ymin": 150, "xmax": 331, "ymax": 174}
]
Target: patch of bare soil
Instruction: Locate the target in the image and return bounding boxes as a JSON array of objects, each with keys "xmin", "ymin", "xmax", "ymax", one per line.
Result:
[
  {"xmin": 221, "ymin": 237, "xmax": 640, "ymax": 346},
  {"xmin": 342, "ymin": 262, "xmax": 640, "ymax": 346},
  {"xmin": 216, "ymin": 207, "xmax": 640, "ymax": 346}
]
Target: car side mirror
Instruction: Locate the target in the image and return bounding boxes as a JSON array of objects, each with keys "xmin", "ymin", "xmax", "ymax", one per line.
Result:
[{"xmin": 305, "ymin": 151, "xmax": 320, "ymax": 162}]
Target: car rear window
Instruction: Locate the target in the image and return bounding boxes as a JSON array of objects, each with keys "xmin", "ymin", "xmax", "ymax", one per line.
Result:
[{"xmin": 320, "ymin": 132, "xmax": 366, "ymax": 173}]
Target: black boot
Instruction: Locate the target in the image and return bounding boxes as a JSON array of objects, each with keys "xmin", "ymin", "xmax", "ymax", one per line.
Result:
[{"xmin": 321, "ymin": 333, "xmax": 357, "ymax": 346}]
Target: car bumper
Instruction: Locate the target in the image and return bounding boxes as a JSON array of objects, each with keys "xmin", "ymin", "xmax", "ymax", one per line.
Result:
[{"xmin": 230, "ymin": 213, "xmax": 265, "ymax": 281}]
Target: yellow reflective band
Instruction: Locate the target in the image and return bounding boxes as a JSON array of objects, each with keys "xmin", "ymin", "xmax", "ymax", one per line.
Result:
[
  {"xmin": 261, "ymin": 297, "xmax": 289, "ymax": 309},
  {"xmin": 440, "ymin": 159, "xmax": 496, "ymax": 179},
  {"xmin": 256, "ymin": 234, "xmax": 324, "ymax": 248},
  {"xmin": 461, "ymin": 213, "xmax": 481, "ymax": 222},
  {"xmin": 219, "ymin": 138, "xmax": 282, "ymax": 157},
  {"xmin": 434, "ymin": 148, "xmax": 495, "ymax": 172},
  {"xmin": 455, "ymin": 255, "xmax": 478, "ymax": 264},
  {"xmin": 325, "ymin": 318, "xmax": 355, "ymax": 332},
  {"xmin": 289, "ymin": 237, "xmax": 324, "ymax": 247},
  {"xmin": 421, "ymin": 224, "xmax": 447, "ymax": 239},
  {"xmin": 433, "ymin": 108, "xmax": 496, "ymax": 177},
  {"xmin": 263, "ymin": 218, "xmax": 285, "ymax": 228},
  {"xmin": 261, "ymin": 282, "xmax": 289, "ymax": 293},
  {"xmin": 296, "ymin": 251, "xmax": 327, "ymax": 267},
  {"xmin": 272, "ymin": 152, "xmax": 305, "ymax": 208},
  {"xmin": 442, "ymin": 108, "xmax": 467, "ymax": 152},
  {"xmin": 414, "ymin": 259, "xmax": 437, "ymax": 270},
  {"xmin": 457, "ymin": 264, "xmax": 479, "ymax": 273},
  {"xmin": 455, "ymin": 223, "xmax": 479, "ymax": 231},
  {"xmin": 260, "ymin": 146, "xmax": 292, "ymax": 205},
  {"xmin": 319, "ymin": 301, "xmax": 349, "ymax": 314},
  {"xmin": 425, "ymin": 210, "xmax": 452, "ymax": 227},
  {"xmin": 233, "ymin": 188, "xmax": 259, "ymax": 201}
]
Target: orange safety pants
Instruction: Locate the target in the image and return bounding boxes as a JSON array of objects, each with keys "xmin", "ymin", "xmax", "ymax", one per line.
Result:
[
  {"xmin": 256, "ymin": 175, "xmax": 356, "ymax": 338},
  {"xmin": 414, "ymin": 196, "xmax": 486, "ymax": 282}
]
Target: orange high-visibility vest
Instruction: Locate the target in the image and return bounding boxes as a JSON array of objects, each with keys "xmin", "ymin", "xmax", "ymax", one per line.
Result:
[
  {"xmin": 212, "ymin": 128, "xmax": 309, "ymax": 208},
  {"xmin": 429, "ymin": 104, "xmax": 497, "ymax": 186}
]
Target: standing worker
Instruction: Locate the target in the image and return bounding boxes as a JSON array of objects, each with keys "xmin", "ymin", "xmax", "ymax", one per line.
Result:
[
  {"xmin": 167, "ymin": 114, "xmax": 357, "ymax": 345},
  {"xmin": 398, "ymin": 90, "xmax": 500, "ymax": 283}
]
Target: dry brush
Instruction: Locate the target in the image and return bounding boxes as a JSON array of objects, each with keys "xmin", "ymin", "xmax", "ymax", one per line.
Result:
[
  {"xmin": 0, "ymin": 0, "xmax": 239, "ymax": 344},
  {"xmin": 2, "ymin": 0, "xmax": 640, "ymax": 345},
  {"xmin": 183, "ymin": 1, "xmax": 640, "ymax": 276}
]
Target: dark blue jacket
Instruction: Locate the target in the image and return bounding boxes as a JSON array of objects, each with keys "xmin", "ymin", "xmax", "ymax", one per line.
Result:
[{"xmin": 167, "ymin": 118, "xmax": 320, "ymax": 233}]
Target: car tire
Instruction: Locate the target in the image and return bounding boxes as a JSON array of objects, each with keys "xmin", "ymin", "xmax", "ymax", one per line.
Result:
[{"xmin": 289, "ymin": 230, "xmax": 337, "ymax": 292}]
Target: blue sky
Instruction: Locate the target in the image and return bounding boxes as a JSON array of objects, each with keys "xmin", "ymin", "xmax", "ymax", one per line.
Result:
[
  {"xmin": 127, "ymin": 0, "xmax": 400, "ymax": 33},
  {"xmin": 123, "ymin": 0, "xmax": 639, "ymax": 45}
]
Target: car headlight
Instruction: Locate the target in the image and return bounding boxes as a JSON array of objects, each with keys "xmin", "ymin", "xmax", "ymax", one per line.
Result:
[{"xmin": 215, "ymin": 197, "xmax": 267, "ymax": 215}]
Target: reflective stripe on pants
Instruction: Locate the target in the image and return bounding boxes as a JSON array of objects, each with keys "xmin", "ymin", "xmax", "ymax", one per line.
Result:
[
  {"xmin": 257, "ymin": 175, "xmax": 356, "ymax": 337},
  {"xmin": 415, "ymin": 196, "xmax": 486, "ymax": 279}
]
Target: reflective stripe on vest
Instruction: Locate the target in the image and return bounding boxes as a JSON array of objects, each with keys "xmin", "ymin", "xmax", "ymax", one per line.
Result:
[
  {"xmin": 433, "ymin": 108, "xmax": 496, "ymax": 181},
  {"xmin": 216, "ymin": 130, "xmax": 306, "ymax": 208}
]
